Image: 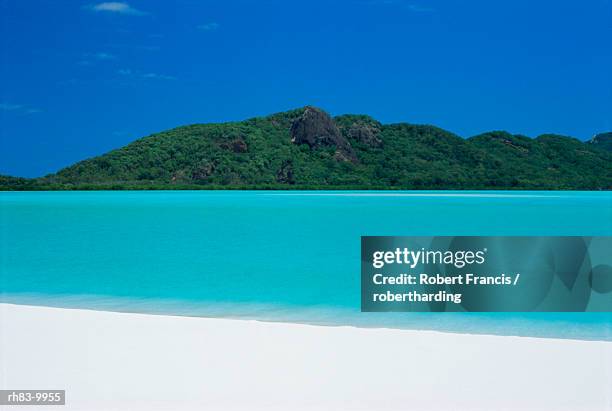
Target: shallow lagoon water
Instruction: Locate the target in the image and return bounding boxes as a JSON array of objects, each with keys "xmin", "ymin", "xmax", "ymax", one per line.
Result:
[{"xmin": 1, "ymin": 191, "xmax": 611, "ymax": 340}]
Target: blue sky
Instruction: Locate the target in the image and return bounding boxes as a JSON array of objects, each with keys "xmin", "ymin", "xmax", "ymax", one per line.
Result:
[{"xmin": 1, "ymin": 0, "xmax": 611, "ymax": 177}]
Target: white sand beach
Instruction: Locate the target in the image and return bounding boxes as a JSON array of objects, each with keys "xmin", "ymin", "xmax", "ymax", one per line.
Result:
[{"xmin": 1, "ymin": 303, "xmax": 610, "ymax": 411}]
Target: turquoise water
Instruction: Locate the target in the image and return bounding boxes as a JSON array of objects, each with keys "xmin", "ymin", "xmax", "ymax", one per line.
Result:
[{"xmin": 1, "ymin": 191, "xmax": 611, "ymax": 340}]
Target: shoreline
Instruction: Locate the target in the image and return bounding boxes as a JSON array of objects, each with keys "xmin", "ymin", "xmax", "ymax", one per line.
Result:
[
  {"xmin": 2, "ymin": 296, "xmax": 611, "ymax": 342},
  {"xmin": 1, "ymin": 303, "xmax": 611, "ymax": 411},
  {"xmin": 3, "ymin": 187, "xmax": 612, "ymax": 192}
]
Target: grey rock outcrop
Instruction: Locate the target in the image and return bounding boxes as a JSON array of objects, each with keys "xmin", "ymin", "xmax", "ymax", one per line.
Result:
[{"xmin": 290, "ymin": 106, "xmax": 357, "ymax": 162}]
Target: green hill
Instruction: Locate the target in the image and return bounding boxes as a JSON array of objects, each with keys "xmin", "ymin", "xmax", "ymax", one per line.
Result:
[
  {"xmin": 2, "ymin": 106, "xmax": 612, "ymax": 190},
  {"xmin": 587, "ymin": 132, "xmax": 612, "ymax": 152}
]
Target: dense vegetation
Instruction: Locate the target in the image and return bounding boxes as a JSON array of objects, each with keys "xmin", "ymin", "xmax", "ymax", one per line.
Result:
[
  {"xmin": 2, "ymin": 107, "xmax": 612, "ymax": 190},
  {"xmin": 588, "ymin": 132, "xmax": 612, "ymax": 152}
]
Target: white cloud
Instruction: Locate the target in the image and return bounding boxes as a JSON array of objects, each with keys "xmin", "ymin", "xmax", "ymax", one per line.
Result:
[
  {"xmin": 117, "ymin": 69, "xmax": 176, "ymax": 80},
  {"xmin": 361, "ymin": 0, "xmax": 434, "ymax": 12},
  {"xmin": 0, "ymin": 103, "xmax": 24, "ymax": 111},
  {"xmin": 0, "ymin": 103, "xmax": 41, "ymax": 114},
  {"xmin": 197, "ymin": 22, "xmax": 220, "ymax": 31},
  {"xmin": 406, "ymin": 4, "xmax": 434, "ymax": 12},
  {"xmin": 78, "ymin": 52, "xmax": 116, "ymax": 66},
  {"xmin": 91, "ymin": 52, "xmax": 116, "ymax": 60},
  {"xmin": 87, "ymin": 2, "xmax": 147, "ymax": 16},
  {"xmin": 142, "ymin": 73, "xmax": 176, "ymax": 80}
]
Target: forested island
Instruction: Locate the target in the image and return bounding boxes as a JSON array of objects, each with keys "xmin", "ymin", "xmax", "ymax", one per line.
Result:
[{"xmin": 2, "ymin": 106, "xmax": 611, "ymax": 190}]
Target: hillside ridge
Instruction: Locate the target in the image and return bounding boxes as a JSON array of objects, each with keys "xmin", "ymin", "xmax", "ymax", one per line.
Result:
[{"xmin": 2, "ymin": 106, "xmax": 612, "ymax": 190}]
